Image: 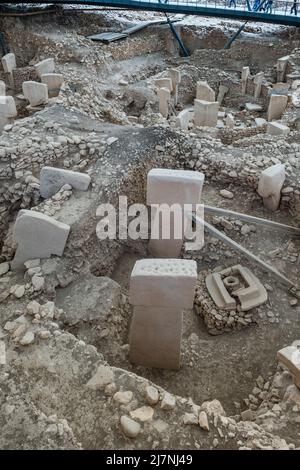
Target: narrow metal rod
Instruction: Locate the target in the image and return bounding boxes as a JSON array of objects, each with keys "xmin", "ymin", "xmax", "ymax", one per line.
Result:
[
  {"xmin": 193, "ymin": 214, "xmax": 296, "ymax": 289},
  {"xmin": 204, "ymin": 205, "xmax": 300, "ymax": 235}
]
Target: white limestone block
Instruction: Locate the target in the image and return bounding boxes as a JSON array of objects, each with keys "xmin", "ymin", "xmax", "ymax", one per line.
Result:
[
  {"xmin": 194, "ymin": 99, "xmax": 219, "ymax": 127},
  {"xmin": 241, "ymin": 66, "xmax": 250, "ymax": 95},
  {"xmin": 11, "ymin": 210, "xmax": 70, "ymax": 270},
  {"xmin": 257, "ymin": 163, "xmax": 285, "ymax": 211},
  {"xmin": 245, "ymin": 103, "xmax": 262, "ymax": 112},
  {"xmin": 147, "ymin": 168, "xmax": 205, "ymax": 206},
  {"xmin": 168, "ymin": 68, "xmax": 181, "ymax": 86},
  {"xmin": 1, "ymin": 53, "xmax": 16, "ymax": 74},
  {"xmin": 267, "ymin": 94, "xmax": 288, "ymax": 121},
  {"xmin": 22, "ymin": 81, "xmax": 48, "ymax": 106},
  {"xmin": 129, "ymin": 305, "xmax": 183, "ymax": 369},
  {"xmin": 154, "ymin": 77, "xmax": 173, "ymax": 92},
  {"xmin": 0, "ymin": 80, "xmax": 6, "ymax": 96},
  {"xmin": 217, "ymin": 85, "xmax": 229, "ymax": 105},
  {"xmin": 34, "ymin": 58, "xmax": 55, "ymax": 78},
  {"xmin": 196, "ymin": 81, "xmax": 215, "ymax": 101},
  {"xmin": 129, "ymin": 258, "xmax": 198, "ymax": 308},
  {"xmin": 40, "ymin": 73, "xmax": 64, "ymax": 96},
  {"xmin": 40, "ymin": 166, "xmax": 91, "ymax": 198},
  {"xmin": 0, "ymin": 95, "xmax": 17, "ymax": 118},
  {"xmin": 158, "ymin": 87, "xmax": 170, "ymax": 118},
  {"xmin": 267, "ymin": 122, "xmax": 290, "ymax": 136}
]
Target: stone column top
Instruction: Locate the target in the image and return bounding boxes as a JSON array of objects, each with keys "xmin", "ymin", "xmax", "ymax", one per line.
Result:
[{"xmin": 131, "ymin": 258, "xmax": 197, "ymax": 278}]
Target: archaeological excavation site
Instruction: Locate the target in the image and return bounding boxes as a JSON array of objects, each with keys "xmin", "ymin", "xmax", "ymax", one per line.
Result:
[{"xmin": 1, "ymin": 1, "xmax": 300, "ymax": 452}]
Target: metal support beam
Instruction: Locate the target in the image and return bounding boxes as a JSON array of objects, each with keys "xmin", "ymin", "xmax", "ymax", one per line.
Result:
[
  {"xmin": 223, "ymin": 21, "xmax": 248, "ymax": 50},
  {"xmin": 204, "ymin": 205, "xmax": 300, "ymax": 236}
]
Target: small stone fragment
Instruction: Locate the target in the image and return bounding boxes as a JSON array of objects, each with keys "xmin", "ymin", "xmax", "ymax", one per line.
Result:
[
  {"xmin": 113, "ymin": 390, "xmax": 133, "ymax": 405},
  {"xmin": 161, "ymin": 392, "xmax": 176, "ymax": 410},
  {"xmin": 145, "ymin": 385, "xmax": 159, "ymax": 405},
  {"xmin": 199, "ymin": 411, "xmax": 209, "ymax": 431},
  {"xmin": 130, "ymin": 406, "xmax": 154, "ymax": 422},
  {"xmin": 120, "ymin": 415, "xmax": 141, "ymax": 438},
  {"xmin": 19, "ymin": 331, "xmax": 35, "ymax": 345},
  {"xmin": 220, "ymin": 189, "xmax": 233, "ymax": 199}
]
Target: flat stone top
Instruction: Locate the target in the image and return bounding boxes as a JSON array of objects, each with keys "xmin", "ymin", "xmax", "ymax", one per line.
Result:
[
  {"xmin": 17, "ymin": 209, "xmax": 70, "ymax": 231},
  {"xmin": 148, "ymin": 168, "xmax": 204, "ymax": 183},
  {"xmin": 131, "ymin": 259, "xmax": 197, "ymax": 278}
]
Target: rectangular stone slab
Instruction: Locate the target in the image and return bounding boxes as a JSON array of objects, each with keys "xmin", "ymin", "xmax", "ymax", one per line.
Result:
[
  {"xmin": 0, "ymin": 95, "xmax": 17, "ymax": 118},
  {"xmin": 40, "ymin": 166, "xmax": 91, "ymax": 198},
  {"xmin": 147, "ymin": 168, "xmax": 205, "ymax": 206},
  {"xmin": 129, "ymin": 258, "xmax": 197, "ymax": 308},
  {"xmin": 194, "ymin": 99, "xmax": 219, "ymax": 127},
  {"xmin": 129, "ymin": 305, "xmax": 182, "ymax": 370},
  {"xmin": 196, "ymin": 81, "xmax": 215, "ymax": 101},
  {"xmin": 1, "ymin": 53, "xmax": 16, "ymax": 74},
  {"xmin": 277, "ymin": 345, "xmax": 300, "ymax": 387},
  {"xmin": 22, "ymin": 81, "xmax": 48, "ymax": 107},
  {"xmin": 11, "ymin": 209, "xmax": 70, "ymax": 270}
]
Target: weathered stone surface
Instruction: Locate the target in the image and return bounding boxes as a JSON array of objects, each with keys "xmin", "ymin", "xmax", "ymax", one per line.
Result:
[
  {"xmin": 11, "ymin": 210, "xmax": 70, "ymax": 270},
  {"xmin": 175, "ymin": 109, "xmax": 192, "ymax": 130},
  {"xmin": 267, "ymin": 122, "xmax": 290, "ymax": 136},
  {"xmin": 120, "ymin": 415, "xmax": 141, "ymax": 438},
  {"xmin": 245, "ymin": 103, "xmax": 262, "ymax": 112},
  {"xmin": 40, "ymin": 166, "xmax": 91, "ymax": 198},
  {"xmin": 130, "ymin": 406, "xmax": 154, "ymax": 422},
  {"xmin": 158, "ymin": 87, "xmax": 170, "ymax": 118},
  {"xmin": 194, "ymin": 99, "xmax": 219, "ymax": 127},
  {"xmin": 147, "ymin": 168, "xmax": 205, "ymax": 206},
  {"xmin": 217, "ymin": 85, "xmax": 229, "ymax": 105},
  {"xmin": 267, "ymin": 94, "xmax": 288, "ymax": 121},
  {"xmin": 0, "ymin": 80, "xmax": 6, "ymax": 96},
  {"xmin": 154, "ymin": 77, "xmax": 173, "ymax": 92},
  {"xmin": 241, "ymin": 66, "xmax": 250, "ymax": 94},
  {"xmin": 1, "ymin": 53, "xmax": 16, "ymax": 74},
  {"xmin": 257, "ymin": 163, "xmax": 285, "ymax": 211},
  {"xmin": 196, "ymin": 81, "xmax": 215, "ymax": 101},
  {"xmin": 129, "ymin": 259, "xmax": 198, "ymax": 308},
  {"xmin": 145, "ymin": 386, "xmax": 159, "ymax": 405},
  {"xmin": 277, "ymin": 345, "xmax": 300, "ymax": 389},
  {"xmin": 0, "ymin": 95, "xmax": 17, "ymax": 118},
  {"xmin": 0, "ymin": 262, "xmax": 9, "ymax": 276},
  {"xmin": 86, "ymin": 365, "xmax": 114, "ymax": 390},
  {"xmin": 41, "ymin": 73, "xmax": 64, "ymax": 97},
  {"xmin": 199, "ymin": 411, "xmax": 209, "ymax": 431},
  {"xmin": 22, "ymin": 81, "xmax": 48, "ymax": 106},
  {"xmin": 34, "ymin": 58, "xmax": 55, "ymax": 77}
]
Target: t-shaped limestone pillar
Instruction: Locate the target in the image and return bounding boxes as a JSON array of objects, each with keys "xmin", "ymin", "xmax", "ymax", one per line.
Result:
[
  {"xmin": 22, "ymin": 81, "xmax": 48, "ymax": 107},
  {"xmin": 158, "ymin": 87, "xmax": 170, "ymax": 118},
  {"xmin": 254, "ymin": 72, "xmax": 264, "ymax": 99},
  {"xmin": 147, "ymin": 168, "xmax": 205, "ymax": 257},
  {"xmin": 267, "ymin": 94, "xmax": 288, "ymax": 121},
  {"xmin": 41, "ymin": 73, "xmax": 64, "ymax": 97},
  {"xmin": 168, "ymin": 68, "xmax": 181, "ymax": 106},
  {"xmin": 194, "ymin": 99, "xmax": 219, "ymax": 127},
  {"xmin": 34, "ymin": 58, "xmax": 55, "ymax": 78},
  {"xmin": 196, "ymin": 81, "xmax": 215, "ymax": 102},
  {"xmin": 40, "ymin": 166, "xmax": 91, "ymax": 198},
  {"xmin": 129, "ymin": 258, "xmax": 198, "ymax": 369},
  {"xmin": 217, "ymin": 85, "xmax": 229, "ymax": 105},
  {"xmin": 11, "ymin": 210, "xmax": 70, "ymax": 270},
  {"xmin": 276, "ymin": 56, "xmax": 289, "ymax": 83},
  {"xmin": 1, "ymin": 53, "xmax": 16, "ymax": 74},
  {"xmin": 241, "ymin": 67, "xmax": 250, "ymax": 95},
  {"xmin": 257, "ymin": 163, "xmax": 285, "ymax": 211}
]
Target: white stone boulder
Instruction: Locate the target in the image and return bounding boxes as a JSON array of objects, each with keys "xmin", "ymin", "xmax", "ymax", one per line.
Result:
[
  {"xmin": 11, "ymin": 210, "xmax": 70, "ymax": 270},
  {"xmin": 175, "ymin": 109, "xmax": 192, "ymax": 130},
  {"xmin": 40, "ymin": 166, "xmax": 91, "ymax": 198}
]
